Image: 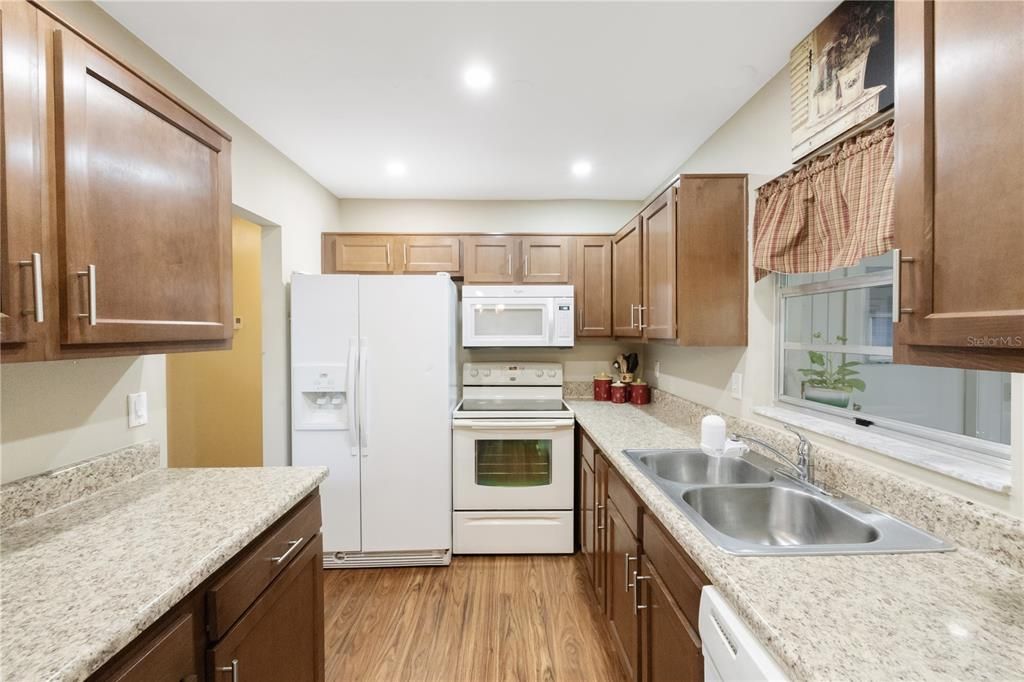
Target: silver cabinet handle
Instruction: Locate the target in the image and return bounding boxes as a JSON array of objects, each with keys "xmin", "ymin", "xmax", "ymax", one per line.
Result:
[
  {"xmin": 630, "ymin": 304, "xmax": 637, "ymax": 329},
  {"xmin": 385, "ymin": 242, "xmax": 392, "ymax": 266},
  {"xmin": 76, "ymin": 264, "xmax": 96, "ymax": 326},
  {"xmin": 624, "ymin": 553, "xmax": 637, "ymax": 591},
  {"xmin": 892, "ymin": 248, "xmax": 915, "ymax": 323},
  {"xmin": 17, "ymin": 252, "xmax": 44, "ymax": 322},
  {"xmin": 638, "ymin": 305, "xmax": 647, "ymax": 330},
  {"xmin": 507, "ymin": 254, "xmax": 512, "ymax": 275},
  {"xmin": 524, "ymin": 253, "xmax": 529, "ymax": 277},
  {"xmin": 633, "ymin": 571, "xmax": 651, "ymax": 614},
  {"xmin": 403, "ymin": 243, "xmax": 408, "ymax": 268},
  {"xmin": 270, "ymin": 537, "xmax": 303, "ymax": 564},
  {"xmin": 596, "ymin": 503, "xmax": 605, "ymax": 531},
  {"xmin": 216, "ymin": 659, "xmax": 239, "ymax": 682}
]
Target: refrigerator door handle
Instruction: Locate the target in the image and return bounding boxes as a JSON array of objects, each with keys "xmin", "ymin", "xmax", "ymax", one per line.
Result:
[
  {"xmin": 358, "ymin": 337, "xmax": 369, "ymax": 454},
  {"xmin": 346, "ymin": 337, "xmax": 359, "ymax": 456}
]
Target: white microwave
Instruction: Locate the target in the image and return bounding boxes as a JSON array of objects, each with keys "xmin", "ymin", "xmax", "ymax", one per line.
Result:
[{"xmin": 461, "ymin": 285, "xmax": 575, "ymax": 348}]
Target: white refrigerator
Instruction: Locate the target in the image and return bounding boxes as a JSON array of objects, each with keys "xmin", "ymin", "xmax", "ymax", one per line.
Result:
[{"xmin": 290, "ymin": 273, "xmax": 457, "ymax": 568}]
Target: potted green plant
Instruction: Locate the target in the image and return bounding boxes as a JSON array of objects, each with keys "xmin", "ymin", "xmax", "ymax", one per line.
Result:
[{"xmin": 799, "ymin": 333, "xmax": 866, "ymax": 408}]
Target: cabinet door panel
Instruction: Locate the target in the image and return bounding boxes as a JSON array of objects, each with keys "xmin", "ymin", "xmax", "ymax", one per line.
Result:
[
  {"xmin": 0, "ymin": 1, "xmax": 45, "ymax": 360},
  {"xmin": 108, "ymin": 610, "xmax": 199, "ymax": 682},
  {"xmin": 463, "ymin": 235, "xmax": 515, "ymax": 283},
  {"xmin": 399, "ymin": 235, "xmax": 460, "ymax": 273},
  {"xmin": 606, "ymin": 503, "xmax": 640, "ymax": 681},
  {"xmin": 580, "ymin": 455, "xmax": 596, "ymax": 585},
  {"xmin": 322, "ymin": 234, "xmax": 394, "ymax": 273},
  {"xmin": 521, "ymin": 235, "xmax": 571, "ymax": 283},
  {"xmin": 595, "ymin": 454, "xmax": 608, "ymax": 614},
  {"xmin": 642, "ymin": 189, "xmax": 676, "ymax": 340},
  {"xmin": 640, "ymin": 559, "xmax": 702, "ymax": 682},
  {"xmin": 574, "ymin": 237, "xmax": 612, "ymax": 336},
  {"xmin": 208, "ymin": 535, "xmax": 325, "ymax": 682},
  {"xmin": 53, "ymin": 29, "xmax": 231, "ymax": 345},
  {"xmin": 894, "ymin": 0, "xmax": 1024, "ymax": 370},
  {"xmin": 612, "ymin": 218, "xmax": 642, "ymax": 338}
]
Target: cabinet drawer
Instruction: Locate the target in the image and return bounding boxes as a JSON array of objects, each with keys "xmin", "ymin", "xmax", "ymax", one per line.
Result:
[
  {"xmin": 207, "ymin": 494, "xmax": 321, "ymax": 641},
  {"xmin": 580, "ymin": 429, "xmax": 598, "ymax": 470},
  {"xmin": 643, "ymin": 514, "xmax": 709, "ymax": 634},
  {"xmin": 606, "ymin": 459, "xmax": 641, "ymax": 539},
  {"xmin": 101, "ymin": 608, "xmax": 198, "ymax": 682}
]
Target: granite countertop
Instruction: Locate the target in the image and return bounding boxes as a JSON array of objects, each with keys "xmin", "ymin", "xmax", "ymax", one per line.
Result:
[
  {"xmin": 0, "ymin": 466, "xmax": 328, "ymax": 682},
  {"xmin": 569, "ymin": 399, "xmax": 1024, "ymax": 681}
]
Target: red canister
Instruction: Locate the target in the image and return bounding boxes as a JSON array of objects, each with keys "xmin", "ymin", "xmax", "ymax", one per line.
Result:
[
  {"xmin": 593, "ymin": 373, "xmax": 612, "ymax": 401},
  {"xmin": 610, "ymin": 382, "xmax": 627, "ymax": 404},
  {"xmin": 629, "ymin": 381, "xmax": 651, "ymax": 405}
]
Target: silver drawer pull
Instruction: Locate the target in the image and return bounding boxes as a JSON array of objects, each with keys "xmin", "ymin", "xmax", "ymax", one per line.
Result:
[
  {"xmin": 216, "ymin": 658, "xmax": 239, "ymax": 682},
  {"xmin": 596, "ymin": 503, "xmax": 605, "ymax": 530},
  {"xmin": 76, "ymin": 264, "xmax": 96, "ymax": 326},
  {"xmin": 624, "ymin": 553, "xmax": 637, "ymax": 591},
  {"xmin": 633, "ymin": 571, "xmax": 651, "ymax": 614},
  {"xmin": 17, "ymin": 252, "xmax": 44, "ymax": 322},
  {"xmin": 270, "ymin": 537, "xmax": 304, "ymax": 564}
]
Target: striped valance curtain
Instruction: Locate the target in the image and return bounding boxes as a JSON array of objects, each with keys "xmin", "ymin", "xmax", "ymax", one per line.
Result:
[{"xmin": 752, "ymin": 120, "xmax": 895, "ymax": 281}]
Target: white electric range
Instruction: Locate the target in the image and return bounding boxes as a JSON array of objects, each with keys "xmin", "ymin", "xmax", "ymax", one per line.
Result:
[{"xmin": 451, "ymin": 362, "xmax": 575, "ymax": 554}]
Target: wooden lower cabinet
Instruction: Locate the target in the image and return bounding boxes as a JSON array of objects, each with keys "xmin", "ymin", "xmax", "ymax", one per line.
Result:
[
  {"xmin": 104, "ymin": 604, "xmax": 202, "ymax": 682},
  {"xmin": 209, "ymin": 535, "xmax": 325, "ymax": 682},
  {"xmin": 640, "ymin": 559, "xmax": 703, "ymax": 682},
  {"xmin": 606, "ymin": 502, "xmax": 641, "ymax": 680},
  {"xmin": 578, "ymin": 431, "xmax": 708, "ymax": 682}
]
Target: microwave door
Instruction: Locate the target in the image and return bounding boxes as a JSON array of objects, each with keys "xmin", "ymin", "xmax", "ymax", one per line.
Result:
[{"xmin": 463, "ymin": 298, "xmax": 551, "ymax": 347}]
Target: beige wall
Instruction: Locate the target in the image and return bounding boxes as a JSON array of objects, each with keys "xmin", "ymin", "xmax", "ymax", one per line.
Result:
[
  {"xmin": 0, "ymin": 1, "xmax": 345, "ymax": 482},
  {"xmin": 644, "ymin": 70, "xmax": 1024, "ymax": 518}
]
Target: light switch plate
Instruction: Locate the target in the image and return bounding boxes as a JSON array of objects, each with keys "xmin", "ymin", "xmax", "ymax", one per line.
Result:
[
  {"xmin": 730, "ymin": 373, "xmax": 743, "ymax": 400},
  {"xmin": 128, "ymin": 392, "xmax": 148, "ymax": 428}
]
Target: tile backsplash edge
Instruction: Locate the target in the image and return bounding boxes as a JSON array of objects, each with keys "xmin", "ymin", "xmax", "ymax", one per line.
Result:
[{"xmin": 0, "ymin": 441, "xmax": 161, "ymax": 528}]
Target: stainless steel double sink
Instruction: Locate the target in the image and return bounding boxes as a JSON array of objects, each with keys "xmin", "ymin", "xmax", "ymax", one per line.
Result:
[{"xmin": 625, "ymin": 448, "xmax": 953, "ymax": 556}]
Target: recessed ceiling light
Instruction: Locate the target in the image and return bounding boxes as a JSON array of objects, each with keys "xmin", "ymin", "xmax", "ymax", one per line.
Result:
[
  {"xmin": 571, "ymin": 160, "xmax": 593, "ymax": 178},
  {"xmin": 462, "ymin": 63, "xmax": 494, "ymax": 92},
  {"xmin": 385, "ymin": 160, "xmax": 407, "ymax": 177}
]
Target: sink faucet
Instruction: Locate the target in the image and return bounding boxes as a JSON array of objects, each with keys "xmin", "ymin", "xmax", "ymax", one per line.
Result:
[{"xmin": 729, "ymin": 425, "xmax": 814, "ymax": 484}]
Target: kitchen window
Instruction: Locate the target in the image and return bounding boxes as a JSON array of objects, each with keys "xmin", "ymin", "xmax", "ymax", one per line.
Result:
[{"xmin": 777, "ymin": 252, "xmax": 1013, "ymax": 460}]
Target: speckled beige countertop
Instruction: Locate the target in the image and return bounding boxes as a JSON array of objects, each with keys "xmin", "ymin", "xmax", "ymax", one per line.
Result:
[
  {"xmin": 569, "ymin": 399, "xmax": 1024, "ymax": 682},
  {"xmin": 0, "ymin": 466, "xmax": 327, "ymax": 682}
]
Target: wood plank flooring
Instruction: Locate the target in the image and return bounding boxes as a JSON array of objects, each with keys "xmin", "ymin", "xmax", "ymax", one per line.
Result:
[{"xmin": 323, "ymin": 555, "xmax": 630, "ymax": 682}]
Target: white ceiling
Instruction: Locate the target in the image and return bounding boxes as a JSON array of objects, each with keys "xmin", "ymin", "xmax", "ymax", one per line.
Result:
[{"xmin": 100, "ymin": 1, "xmax": 836, "ymax": 200}]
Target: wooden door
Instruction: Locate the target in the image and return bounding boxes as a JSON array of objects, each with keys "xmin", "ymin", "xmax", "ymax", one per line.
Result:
[
  {"xmin": 463, "ymin": 235, "xmax": 516, "ymax": 283},
  {"xmin": 521, "ymin": 235, "xmax": 571, "ymax": 283},
  {"xmin": 594, "ymin": 454, "xmax": 608, "ymax": 614},
  {"xmin": 676, "ymin": 175, "xmax": 748, "ymax": 347},
  {"xmin": 641, "ymin": 189, "xmax": 676, "ymax": 340},
  {"xmin": 323, "ymin": 234, "xmax": 395, "ymax": 273},
  {"xmin": 639, "ymin": 559, "xmax": 702, "ymax": 682},
  {"xmin": 53, "ymin": 28, "xmax": 231, "ymax": 346},
  {"xmin": 398, "ymin": 235, "xmax": 460, "ymax": 274},
  {"xmin": 612, "ymin": 218, "xmax": 642, "ymax": 337},
  {"xmin": 0, "ymin": 1, "xmax": 45, "ymax": 360},
  {"xmin": 894, "ymin": 0, "xmax": 1024, "ymax": 371},
  {"xmin": 208, "ymin": 535, "xmax": 325, "ymax": 682},
  {"xmin": 574, "ymin": 237, "xmax": 612, "ymax": 336},
  {"xmin": 606, "ymin": 502, "xmax": 641, "ymax": 681}
]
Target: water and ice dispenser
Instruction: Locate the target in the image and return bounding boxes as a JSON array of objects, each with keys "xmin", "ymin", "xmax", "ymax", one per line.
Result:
[{"xmin": 293, "ymin": 364, "xmax": 349, "ymax": 430}]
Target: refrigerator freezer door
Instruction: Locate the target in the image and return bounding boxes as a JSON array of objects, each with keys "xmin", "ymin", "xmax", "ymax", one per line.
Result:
[
  {"xmin": 290, "ymin": 274, "xmax": 363, "ymax": 554},
  {"xmin": 357, "ymin": 276, "xmax": 455, "ymax": 553}
]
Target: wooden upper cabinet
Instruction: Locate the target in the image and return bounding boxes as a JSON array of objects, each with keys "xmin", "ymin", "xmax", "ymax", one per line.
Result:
[
  {"xmin": 463, "ymin": 235, "xmax": 516, "ymax": 283},
  {"xmin": 323, "ymin": 234, "xmax": 395, "ymax": 273},
  {"xmin": 573, "ymin": 237, "xmax": 612, "ymax": 336},
  {"xmin": 676, "ymin": 175, "xmax": 748, "ymax": 347},
  {"xmin": 52, "ymin": 27, "xmax": 232, "ymax": 346},
  {"xmin": 398, "ymin": 235, "xmax": 460, "ymax": 274},
  {"xmin": 521, "ymin": 235, "xmax": 571, "ymax": 283},
  {"xmin": 612, "ymin": 217, "xmax": 643, "ymax": 337},
  {"xmin": 641, "ymin": 189, "xmax": 677, "ymax": 340},
  {"xmin": 0, "ymin": 2, "xmax": 45, "ymax": 360},
  {"xmin": 893, "ymin": 0, "xmax": 1024, "ymax": 371}
]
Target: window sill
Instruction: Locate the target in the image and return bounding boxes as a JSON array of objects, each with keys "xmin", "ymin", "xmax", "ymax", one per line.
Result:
[{"xmin": 753, "ymin": 405, "xmax": 1012, "ymax": 494}]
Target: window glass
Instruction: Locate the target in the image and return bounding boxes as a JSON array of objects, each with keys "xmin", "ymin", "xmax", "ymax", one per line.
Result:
[{"xmin": 473, "ymin": 305, "xmax": 544, "ymax": 337}]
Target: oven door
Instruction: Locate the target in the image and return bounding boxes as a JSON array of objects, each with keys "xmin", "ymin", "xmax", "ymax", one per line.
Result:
[
  {"xmin": 462, "ymin": 297, "xmax": 553, "ymax": 347},
  {"xmin": 453, "ymin": 419, "xmax": 575, "ymax": 510}
]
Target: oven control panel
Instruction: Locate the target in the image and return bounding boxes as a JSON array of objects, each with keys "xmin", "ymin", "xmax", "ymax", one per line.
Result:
[{"xmin": 463, "ymin": 362, "xmax": 563, "ymax": 386}]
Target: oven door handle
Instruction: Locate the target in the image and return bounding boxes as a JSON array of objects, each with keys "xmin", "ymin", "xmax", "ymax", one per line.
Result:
[{"xmin": 454, "ymin": 419, "xmax": 575, "ymax": 430}]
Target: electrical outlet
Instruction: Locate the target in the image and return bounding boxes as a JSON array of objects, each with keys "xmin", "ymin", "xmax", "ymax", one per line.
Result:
[
  {"xmin": 128, "ymin": 392, "xmax": 148, "ymax": 428},
  {"xmin": 654, "ymin": 361, "xmax": 661, "ymax": 379},
  {"xmin": 730, "ymin": 373, "xmax": 743, "ymax": 400}
]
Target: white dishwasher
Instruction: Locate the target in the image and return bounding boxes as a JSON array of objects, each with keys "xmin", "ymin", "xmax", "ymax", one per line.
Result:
[{"xmin": 699, "ymin": 587, "xmax": 789, "ymax": 682}]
